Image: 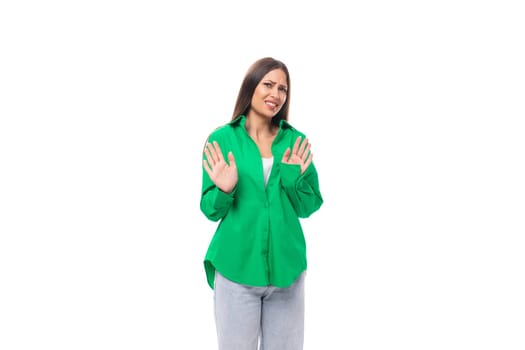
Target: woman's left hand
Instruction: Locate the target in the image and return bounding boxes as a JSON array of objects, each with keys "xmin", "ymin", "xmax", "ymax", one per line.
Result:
[{"xmin": 281, "ymin": 136, "xmax": 313, "ymax": 175}]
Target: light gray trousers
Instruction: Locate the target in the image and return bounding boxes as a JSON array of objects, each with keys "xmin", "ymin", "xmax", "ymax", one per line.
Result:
[{"xmin": 214, "ymin": 271, "xmax": 305, "ymax": 350}]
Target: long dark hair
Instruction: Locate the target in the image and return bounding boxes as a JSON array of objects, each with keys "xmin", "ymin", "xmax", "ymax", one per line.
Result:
[{"xmin": 231, "ymin": 57, "xmax": 291, "ymax": 126}]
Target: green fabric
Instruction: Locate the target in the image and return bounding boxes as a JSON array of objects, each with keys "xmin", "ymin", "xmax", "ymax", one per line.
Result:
[{"xmin": 201, "ymin": 115, "xmax": 323, "ymax": 289}]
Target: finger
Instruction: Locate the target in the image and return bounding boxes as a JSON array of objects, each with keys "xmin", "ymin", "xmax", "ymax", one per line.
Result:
[
  {"xmin": 206, "ymin": 142, "xmax": 217, "ymax": 163},
  {"xmin": 298, "ymin": 138, "xmax": 309, "ymax": 158},
  {"xmin": 227, "ymin": 151, "xmax": 236, "ymax": 166},
  {"xmin": 281, "ymin": 148, "xmax": 291, "ymax": 162},
  {"xmin": 204, "ymin": 144, "xmax": 215, "ymax": 166},
  {"xmin": 203, "ymin": 159, "xmax": 213, "ymax": 177},
  {"xmin": 302, "ymin": 153, "xmax": 313, "ymax": 173},
  {"xmin": 213, "ymin": 141, "xmax": 225, "ymax": 162},
  {"xmin": 291, "ymin": 136, "xmax": 301, "ymax": 155},
  {"xmin": 301, "ymin": 142, "xmax": 311, "ymax": 161}
]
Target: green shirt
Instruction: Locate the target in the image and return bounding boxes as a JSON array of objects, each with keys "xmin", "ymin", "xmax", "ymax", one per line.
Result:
[{"xmin": 200, "ymin": 115, "xmax": 323, "ymax": 289}]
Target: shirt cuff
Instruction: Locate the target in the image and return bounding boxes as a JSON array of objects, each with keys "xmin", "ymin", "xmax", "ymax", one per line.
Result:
[
  {"xmin": 212, "ymin": 186, "xmax": 236, "ymax": 208},
  {"xmin": 280, "ymin": 163, "xmax": 302, "ymax": 188}
]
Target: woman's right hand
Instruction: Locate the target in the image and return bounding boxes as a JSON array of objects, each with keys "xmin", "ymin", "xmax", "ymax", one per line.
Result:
[{"xmin": 203, "ymin": 141, "xmax": 238, "ymax": 194}]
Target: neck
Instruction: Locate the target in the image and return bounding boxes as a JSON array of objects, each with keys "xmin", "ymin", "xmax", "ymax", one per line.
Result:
[{"xmin": 245, "ymin": 113, "xmax": 275, "ymax": 138}]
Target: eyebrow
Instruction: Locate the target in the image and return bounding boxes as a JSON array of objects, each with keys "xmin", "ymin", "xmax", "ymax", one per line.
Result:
[{"xmin": 264, "ymin": 79, "xmax": 288, "ymax": 88}]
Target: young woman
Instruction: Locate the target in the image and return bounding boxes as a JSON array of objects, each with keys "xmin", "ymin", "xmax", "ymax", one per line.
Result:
[{"xmin": 200, "ymin": 57, "xmax": 323, "ymax": 350}]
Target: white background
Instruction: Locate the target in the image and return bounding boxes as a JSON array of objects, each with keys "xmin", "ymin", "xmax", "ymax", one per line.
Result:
[{"xmin": 1, "ymin": 1, "xmax": 524, "ymax": 349}]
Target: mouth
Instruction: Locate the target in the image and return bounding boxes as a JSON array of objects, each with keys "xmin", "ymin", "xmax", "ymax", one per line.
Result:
[{"xmin": 265, "ymin": 100, "xmax": 278, "ymax": 109}]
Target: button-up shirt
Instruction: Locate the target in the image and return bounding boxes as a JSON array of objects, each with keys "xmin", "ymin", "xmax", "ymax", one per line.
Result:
[{"xmin": 200, "ymin": 115, "xmax": 323, "ymax": 289}]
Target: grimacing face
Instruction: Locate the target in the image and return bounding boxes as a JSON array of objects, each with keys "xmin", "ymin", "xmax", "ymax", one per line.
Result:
[{"xmin": 249, "ymin": 69, "xmax": 288, "ymax": 119}]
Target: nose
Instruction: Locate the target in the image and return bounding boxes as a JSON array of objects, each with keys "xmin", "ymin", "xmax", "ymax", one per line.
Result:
[{"xmin": 271, "ymin": 86, "xmax": 281, "ymax": 99}]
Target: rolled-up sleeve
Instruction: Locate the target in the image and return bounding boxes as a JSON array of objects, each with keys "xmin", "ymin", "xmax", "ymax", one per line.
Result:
[{"xmin": 280, "ymin": 162, "xmax": 323, "ymax": 218}]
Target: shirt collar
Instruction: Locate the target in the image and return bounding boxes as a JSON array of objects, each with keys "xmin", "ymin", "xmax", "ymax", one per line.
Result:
[{"xmin": 229, "ymin": 115, "xmax": 294, "ymax": 130}]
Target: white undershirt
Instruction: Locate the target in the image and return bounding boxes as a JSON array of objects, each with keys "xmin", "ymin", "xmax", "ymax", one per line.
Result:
[{"xmin": 262, "ymin": 157, "xmax": 274, "ymax": 186}]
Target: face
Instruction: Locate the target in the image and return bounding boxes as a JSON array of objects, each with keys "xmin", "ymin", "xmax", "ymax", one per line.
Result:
[{"xmin": 249, "ymin": 69, "xmax": 288, "ymax": 119}]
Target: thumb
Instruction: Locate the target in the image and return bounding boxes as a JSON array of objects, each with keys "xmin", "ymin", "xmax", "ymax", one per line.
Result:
[
  {"xmin": 228, "ymin": 151, "xmax": 235, "ymax": 164},
  {"xmin": 281, "ymin": 148, "xmax": 290, "ymax": 162}
]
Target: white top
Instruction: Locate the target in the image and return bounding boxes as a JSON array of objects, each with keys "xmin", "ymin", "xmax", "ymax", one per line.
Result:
[{"xmin": 262, "ymin": 157, "xmax": 274, "ymax": 186}]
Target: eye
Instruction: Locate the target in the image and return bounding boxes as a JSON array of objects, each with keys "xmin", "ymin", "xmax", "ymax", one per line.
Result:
[
  {"xmin": 279, "ymin": 86, "xmax": 288, "ymax": 93},
  {"xmin": 263, "ymin": 82, "xmax": 272, "ymax": 88}
]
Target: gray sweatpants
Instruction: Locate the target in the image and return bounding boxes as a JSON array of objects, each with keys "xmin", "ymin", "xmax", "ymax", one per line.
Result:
[{"xmin": 214, "ymin": 271, "xmax": 306, "ymax": 350}]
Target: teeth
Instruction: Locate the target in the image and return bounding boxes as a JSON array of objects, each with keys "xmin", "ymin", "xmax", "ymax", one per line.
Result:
[{"xmin": 266, "ymin": 102, "xmax": 276, "ymax": 107}]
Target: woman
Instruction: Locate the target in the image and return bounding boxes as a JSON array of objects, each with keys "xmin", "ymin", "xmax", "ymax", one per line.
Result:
[{"xmin": 200, "ymin": 57, "xmax": 323, "ymax": 350}]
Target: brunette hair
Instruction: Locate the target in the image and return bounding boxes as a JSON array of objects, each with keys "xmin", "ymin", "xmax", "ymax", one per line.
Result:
[{"xmin": 231, "ymin": 57, "xmax": 291, "ymax": 125}]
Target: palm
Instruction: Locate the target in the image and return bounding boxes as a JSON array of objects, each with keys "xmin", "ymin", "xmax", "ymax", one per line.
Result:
[
  {"xmin": 281, "ymin": 136, "xmax": 313, "ymax": 175},
  {"xmin": 203, "ymin": 141, "xmax": 238, "ymax": 193}
]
